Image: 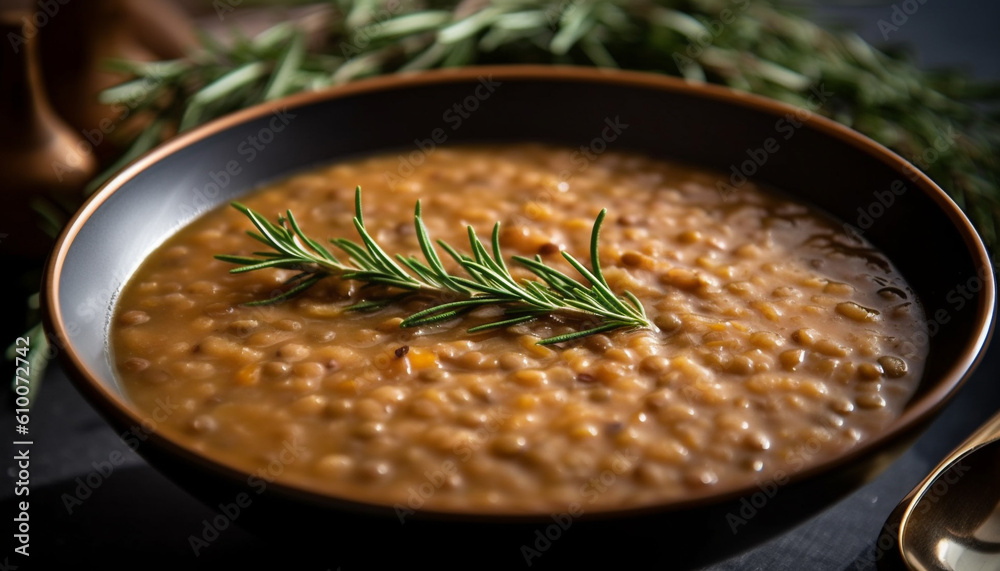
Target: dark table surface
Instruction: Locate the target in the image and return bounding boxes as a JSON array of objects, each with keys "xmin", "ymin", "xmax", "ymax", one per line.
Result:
[{"xmin": 4, "ymin": 1, "xmax": 999, "ymax": 569}]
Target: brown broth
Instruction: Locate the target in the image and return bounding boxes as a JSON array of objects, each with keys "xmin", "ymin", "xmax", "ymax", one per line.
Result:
[{"xmin": 110, "ymin": 144, "xmax": 927, "ymax": 514}]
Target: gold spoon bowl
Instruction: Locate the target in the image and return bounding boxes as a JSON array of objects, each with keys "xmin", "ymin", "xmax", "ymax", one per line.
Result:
[{"xmin": 885, "ymin": 410, "xmax": 1000, "ymax": 570}]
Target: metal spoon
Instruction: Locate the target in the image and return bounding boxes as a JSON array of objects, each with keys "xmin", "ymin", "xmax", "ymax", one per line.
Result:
[{"xmin": 884, "ymin": 410, "xmax": 1000, "ymax": 570}]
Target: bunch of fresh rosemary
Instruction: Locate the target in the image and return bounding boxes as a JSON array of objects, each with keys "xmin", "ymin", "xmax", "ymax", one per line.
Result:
[
  {"xmin": 218, "ymin": 187, "xmax": 651, "ymax": 344},
  {"xmin": 98, "ymin": 0, "xmax": 1000, "ymax": 251}
]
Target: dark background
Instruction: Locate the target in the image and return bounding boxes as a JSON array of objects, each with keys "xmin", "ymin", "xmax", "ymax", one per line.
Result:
[{"xmin": 3, "ymin": 1, "xmax": 999, "ymax": 569}]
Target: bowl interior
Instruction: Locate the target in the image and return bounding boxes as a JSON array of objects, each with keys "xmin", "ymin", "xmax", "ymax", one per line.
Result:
[{"xmin": 46, "ymin": 66, "xmax": 994, "ymax": 516}]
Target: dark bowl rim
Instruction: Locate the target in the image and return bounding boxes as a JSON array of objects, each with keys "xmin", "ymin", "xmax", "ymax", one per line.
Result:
[{"xmin": 43, "ymin": 64, "xmax": 997, "ymax": 521}]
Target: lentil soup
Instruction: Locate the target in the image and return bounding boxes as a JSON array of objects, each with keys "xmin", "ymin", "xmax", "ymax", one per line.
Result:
[{"xmin": 111, "ymin": 144, "xmax": 927, "ymax": 514}]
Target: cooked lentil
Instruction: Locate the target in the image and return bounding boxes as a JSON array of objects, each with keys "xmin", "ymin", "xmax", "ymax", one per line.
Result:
[{"xmin": 111, "ymin": 144, "xmax": 927, "ymax": 513}]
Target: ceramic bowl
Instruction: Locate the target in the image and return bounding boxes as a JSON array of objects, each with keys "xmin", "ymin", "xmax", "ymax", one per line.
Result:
[{"xmin": 44, "ymin": 66, "xmax": 995, "ymax": 567}]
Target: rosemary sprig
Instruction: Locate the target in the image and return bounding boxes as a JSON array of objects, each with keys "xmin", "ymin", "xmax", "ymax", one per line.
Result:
[{"xmin": 216, "ymin": 187, "xmax": 651, "ymax": 344}]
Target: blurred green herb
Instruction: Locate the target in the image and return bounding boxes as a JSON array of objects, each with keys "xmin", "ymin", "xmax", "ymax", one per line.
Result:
[
  {"xmin": 218, "ymin": 187, "xmax": 651, "ymax": 344},
  {"xmin": 96, "ymin": 0, "xmax": 999, "ymax": 252}
]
